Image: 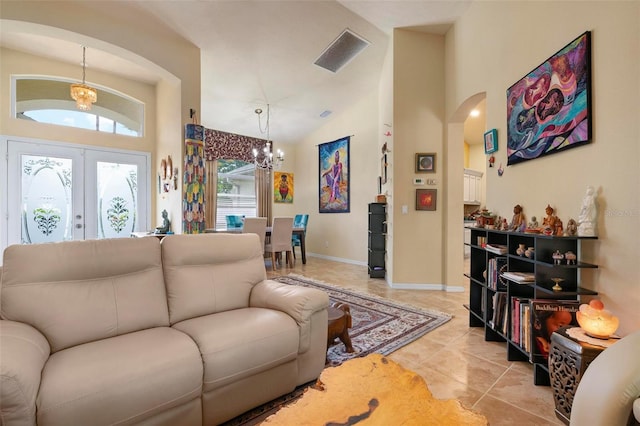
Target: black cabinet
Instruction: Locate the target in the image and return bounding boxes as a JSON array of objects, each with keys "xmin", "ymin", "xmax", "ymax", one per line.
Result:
[
  {"xmin": 464, "ymin": 228, "xmax": 598, "ymax": 385},
  {"xmin": 368, "ymin": 203, "xmax": 386, "ymax": 278}
]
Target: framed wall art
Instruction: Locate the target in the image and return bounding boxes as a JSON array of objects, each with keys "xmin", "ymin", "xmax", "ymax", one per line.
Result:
[
  {"xmin": 416, "ymin": 189, "xmax": 437, "ymax": 211},
  {"xmin": 319, "ymin": 136, "xmax": 350, "ymax": 213},
  {"xmin": 415, "ymin": 153, "xmax": 436, "ymax": 173},
  {"xmin": 484, "ymin": 129, "xmax": 498, "ymax": 154},
  {"xmin": 274, "ymin": 171, "xmax": 293, "ymax": 203},
  {"xmin": 506, "ymin": 31, "xmax": 592, "ymax": 165}
]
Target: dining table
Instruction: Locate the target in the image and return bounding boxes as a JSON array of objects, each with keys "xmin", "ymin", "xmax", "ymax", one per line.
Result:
[{"xmin": 205, "ymin": 226, "xmax": 307, "ymax": 264}]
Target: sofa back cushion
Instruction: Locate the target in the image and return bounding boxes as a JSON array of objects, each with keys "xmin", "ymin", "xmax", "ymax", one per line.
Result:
[
  {"xmin": 0, "ymin": 237, "xmax": 169, "ymax": 353},
  {"xmin": 161, "ymin": 233, "xmax": 267, "ymax": 324}
]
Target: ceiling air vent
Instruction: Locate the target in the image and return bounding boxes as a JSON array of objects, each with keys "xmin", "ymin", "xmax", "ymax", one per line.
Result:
[{"xmin": 314, "ymin": 29, "xmax": 370, "ymax": 73}]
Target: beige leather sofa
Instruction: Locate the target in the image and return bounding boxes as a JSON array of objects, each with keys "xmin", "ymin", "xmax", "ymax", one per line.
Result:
[
  {"xmin": 570, "ymin": 329, "xmax": 640, "ymax": 426},
  {"xmin": 0, "ymin": 233, "xmax": 329, "ymax": 425}
]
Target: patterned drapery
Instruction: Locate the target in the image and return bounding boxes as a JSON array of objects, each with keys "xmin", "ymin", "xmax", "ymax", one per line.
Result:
[
  {"xmin": 183, "ymin": 124, "xmax": 206, "ymax": 234},
  {"xmin": 204, "ymin": 129, "xmax": 269, "ymax": 162}
]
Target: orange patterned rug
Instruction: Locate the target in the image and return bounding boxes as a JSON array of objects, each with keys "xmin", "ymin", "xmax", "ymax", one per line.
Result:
[{"xmin": 262, "ymin": 354, "xmax": 488, "ymax": 425}]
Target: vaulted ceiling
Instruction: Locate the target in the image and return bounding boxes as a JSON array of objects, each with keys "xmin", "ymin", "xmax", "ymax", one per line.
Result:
[{"xmin": 1, "ymin": 1, "xmax": 475, "ymax": 144}]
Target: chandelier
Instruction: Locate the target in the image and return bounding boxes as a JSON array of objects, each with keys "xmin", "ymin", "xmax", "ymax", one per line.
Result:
[
  {"xmin": 70, "ymin": 46, "xmax": 97, "ymax": 111},
  {"xmin": 253, "ymin": 104, "xmax": 284, "ymax": 170}
]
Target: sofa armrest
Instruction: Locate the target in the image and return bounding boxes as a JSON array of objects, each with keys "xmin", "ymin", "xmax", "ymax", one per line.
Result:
[
  {"xmin": 1, "ymin": 320, "xmax": 51, "ymax": 426},
  {"xmin": 570, "ymin": 330, "xmax": 640, "ymax": 426},
  {"xmin": 250, "ymin": 279, "xmax": 329, "ymax": 353}
]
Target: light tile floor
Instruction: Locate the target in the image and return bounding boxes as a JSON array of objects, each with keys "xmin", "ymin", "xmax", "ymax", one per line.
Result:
[{"xmin": 266, "ymin": 256, "xmax": 563, "ymax": 426}]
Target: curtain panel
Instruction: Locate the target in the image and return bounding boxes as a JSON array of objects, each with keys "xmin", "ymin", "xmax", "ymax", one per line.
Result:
[{"xmin": 202, "ymin": 128, "xmax": 273, "ymax": 227}]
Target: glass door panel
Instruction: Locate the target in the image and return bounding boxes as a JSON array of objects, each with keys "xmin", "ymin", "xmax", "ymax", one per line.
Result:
[
  {"xmin": 21, "ymin": 155, "xmax": 73, "ymax": 243},
  {"xmin": 8, "ymin": 141, "xmax": 84, "ymax": 245},
  {"xmin": 6, "ymin": 140, "xmax": 149, "ymax": 248}
]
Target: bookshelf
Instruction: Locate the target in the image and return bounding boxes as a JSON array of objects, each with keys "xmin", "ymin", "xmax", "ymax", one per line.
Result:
[
  {"xmin": 368, "ymin": 203, "xmax": 386, "ymax": 278},
  {"xmin": 464, "ymin": 227, "xmax": 598, "ymax": 385}
]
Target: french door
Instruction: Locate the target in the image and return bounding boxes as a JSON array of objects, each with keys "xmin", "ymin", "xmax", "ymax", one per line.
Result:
[{"xmin": 3, "ymin": 139, "xmax": 150, "ymax": 248}]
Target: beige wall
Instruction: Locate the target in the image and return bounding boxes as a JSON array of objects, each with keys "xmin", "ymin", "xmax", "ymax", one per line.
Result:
[
  {"xmin": 445, "ymin": 1, "xmax": 639, "ymax": 335},
  {"xmin": 290, "ymin": 91, "xmax": 380, "ymax": 263},
  {"xmin": 1, "ymin": 1, "xmax": 200, "ymax": 232},
  {"xmin": 392, "ymin": 30, "xmax": 446, "ymax": 286}
]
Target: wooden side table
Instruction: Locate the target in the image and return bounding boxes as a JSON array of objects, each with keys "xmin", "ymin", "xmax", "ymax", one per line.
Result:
[{"xmin": 548, "ymin": 326, "xmax": 608, "ymax": 424}]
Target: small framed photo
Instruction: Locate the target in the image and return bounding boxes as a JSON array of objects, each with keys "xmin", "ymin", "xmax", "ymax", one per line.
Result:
[
  {"xmin": 415, "ymin": 153, "xmax": 436, "ymax": 173},
  {"xmin": 416, "ymin": 189, "xmax": 437, "ymax": 211},
  {"xmin": 484, "ymin": 129, "xmax": 498, "ymax": 154}
]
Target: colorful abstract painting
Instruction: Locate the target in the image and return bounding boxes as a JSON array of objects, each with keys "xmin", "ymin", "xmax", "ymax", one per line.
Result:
[
  {"xmin": 506, "ymin": 32, "xmax": 591, "ymax": 165},
  {"xmin": 274, "ymin": 171, "xmax": 294, "ymax": 203},
  {"xmin": 319, "ymin": 136, "xmax": 350, "ymax": 213}
]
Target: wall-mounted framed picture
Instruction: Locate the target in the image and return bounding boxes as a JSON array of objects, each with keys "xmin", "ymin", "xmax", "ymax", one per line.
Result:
[
  {"xmin": 506, "ymin": 31, "xmax": 592, "ymax": 165},
  {"xmin": 484, "ymin": 129, "xmax": 498, "ymax": 154},
  {"xmin": 415, "ymin": 153, "xmax": 435, "ymax": 173},
  {"xmin": 274, "ymin": 171, "xmax": 293, "ymax": 203},
  {"xmin": 416, "ymin": 189, "xmax": 437, "ymax": 211},
  {"xmin": 319, "ymin": 136, "xmax": 350, "ymax": 213}
]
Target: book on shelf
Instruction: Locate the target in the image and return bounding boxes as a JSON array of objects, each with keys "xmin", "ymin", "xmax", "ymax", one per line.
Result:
[
  {"xmin": 490, "ymin": 292, "xmax": 508, "ymax": 334},
  {"xmin": 485, "ymin": 244, "xmax": 508, "ymax": 255},
  {"xmin": 487, "ymin": 256, "xmax": 508, "ymax": 290},
  {"xmin": 530, "ymin": 299, "xmax": 579, "ymax": 362},
  {"xmin": 502, "ymin": 271, "xmax": 535, "ymax": 282}
]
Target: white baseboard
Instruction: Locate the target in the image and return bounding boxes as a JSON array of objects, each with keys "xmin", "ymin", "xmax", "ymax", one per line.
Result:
[
  {"xmin": 306, "ymin": 252, "xmax": 367, "ymax": 266},
  {"xmin": 305, "ymin": 253, "xmax": 465, "ymax": 293}
]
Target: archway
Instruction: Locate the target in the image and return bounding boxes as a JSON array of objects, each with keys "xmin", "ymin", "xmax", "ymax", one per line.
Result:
[{"xmin": 443, "ymin": 92, "xmax": 486, "ymax": 292}]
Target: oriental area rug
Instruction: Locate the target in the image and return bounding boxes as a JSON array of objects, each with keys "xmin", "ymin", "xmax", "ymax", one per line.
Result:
[
  {"xmin": 222, "ymin": 276, "xmax": 454, "ymax": 426},
  {"xmin": 273, "ymin": 274, "xmax": 452, "ymax": 366}
]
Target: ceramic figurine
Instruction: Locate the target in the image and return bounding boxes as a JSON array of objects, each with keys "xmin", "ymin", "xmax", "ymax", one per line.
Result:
[
  {"xmin": 154, "ymin": 209, "xmax": 171, "ymax": 234},
  {"xmin": 528, "ymin": 216, "xmax": 539, "ymax": 229},
  {"xmin": 565, "ymin": 251, "xmax": 577, "ymax": 265},
  {"xmin": 501, "ymin": 218, "xmax": 509, "ymax": 231},
  {"xmin": 510, "ymin": 204, "xmax": 525, "ymax": 231},
  {"xmin": 554, "ymin": 217, "xmax": 563, "ymax": 236},
  {"xmin": 578, "ymin": 186, "xmax": 597, "ymax": 236},
  {"xmin": 542, "ymin": 205, "xmax": 557, "ymax": 235},
  {"xmin": 552, "ymin": 250, "xmax": 564, "ymax": 265},
  {"xmin": 565, "ymin": 218, "xmax": 578, "ymax": 236},
  {"xmin": 525, "ymin": 247, "xmax": 535, "ymax": 259}
]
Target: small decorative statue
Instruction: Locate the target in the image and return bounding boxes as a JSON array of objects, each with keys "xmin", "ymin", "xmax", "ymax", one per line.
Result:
[
  {"xmin": 154, "ymin": 209, "xmax": 171, "ymax": 234},
  {"xmin": 528, "ymin": 216, "xmax": 539, "ymax": 229},
  {"xmin": 510, "ymin": 204, "xmax": 525, "ymax": 231},
  {"xmin": 542, "ymin": 205, "xmax": 557, "ymax": 235},
  {"xmin": 501, "ymin": 218, "xmax": 509, "ymax": 231},
  {"xmin": 554, "ymin": 217, "xmax": 563, "ymax": 236},
  {"xmin": 552, "ymin": 250, "xmax": 564, "ymax": 265},
  {"xmin": 565, "ymin": 218, "xmax": 578, "ymax": 236},
  {"xmin": 578, "ymin": 186, "xmax": 597, "ymax": 236},
  {"xmin": 565, "ymin": 251, "xmax": 577, "ymax": 265}
]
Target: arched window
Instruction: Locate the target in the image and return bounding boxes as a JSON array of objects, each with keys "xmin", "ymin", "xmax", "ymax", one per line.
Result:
[{"xmin": 13, "ymin": 77, "xmax": 144, "ymax": 137}]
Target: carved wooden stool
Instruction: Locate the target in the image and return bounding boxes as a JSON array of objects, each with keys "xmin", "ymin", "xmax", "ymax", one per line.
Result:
[
  {"xmin": 549, "ymin": 326, "xmax": 607, "ymax": 424},
  {"xmin": 327, "ymin": 302, "xmax": 354, "ymax": 362}
]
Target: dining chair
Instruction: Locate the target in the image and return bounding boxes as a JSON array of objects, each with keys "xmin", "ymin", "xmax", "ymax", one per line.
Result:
[
  {"xmin": 291, "ymin": 214, "xmax": 309, "ymax": 260},
  {"xmin": 242, "ymin": 217, "xmax": 267, "ymax": 253},
  {"xmin": 264, "ymin": 217, "xmax": 294, "ymax": 270},
  {"xmin": 225, "ymin": 215, "xmax": 244, "ymax": 229}
]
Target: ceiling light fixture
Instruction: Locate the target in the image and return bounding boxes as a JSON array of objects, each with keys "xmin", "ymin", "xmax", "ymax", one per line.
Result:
[
  {"xmin": 253, "ymin": 104, "xmax": 284, "ymax": 170},
  {"xmin": 70, "ymin": 46, "xmax": 97, "ymax": 111},
  {"xmin": 469, "ymin": 109, "xmax": 480, "ymax": 117}
]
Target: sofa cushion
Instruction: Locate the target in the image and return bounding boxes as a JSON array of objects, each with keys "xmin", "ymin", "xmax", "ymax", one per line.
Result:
[
  {"xmin": 161, "ymin": 234, "xmax": 267, "ymax": 324},
  {"xmin": 1, "ymin": 237, "xmax": 169, "ymax": 352},
  {"xmin": 36, "ymin": 327, "xmax": 203, "ymax": 426},
  {"xmin": 172, "ymin": 307, "xmax": 299, "ymax": 391}
]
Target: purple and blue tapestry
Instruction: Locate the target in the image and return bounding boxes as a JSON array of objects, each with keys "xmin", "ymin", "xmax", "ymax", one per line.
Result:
[{"xmin": 506, "ymin": 32, "xmax": 591, "ymax": 166}]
